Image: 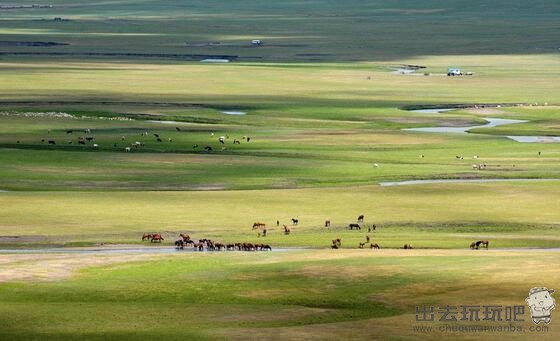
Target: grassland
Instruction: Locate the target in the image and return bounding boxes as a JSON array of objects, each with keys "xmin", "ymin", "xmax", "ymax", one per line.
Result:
[
  {"xmin": 1, "ymin": 250, "xmax": 560, "ymax": 340},
  {"xmin": 1, "ymin": 1, "xmax": 560, "ymax": 339},
  {"xmin": 1, "ymin": 1, "xmax": 559, "ymax": 61}
]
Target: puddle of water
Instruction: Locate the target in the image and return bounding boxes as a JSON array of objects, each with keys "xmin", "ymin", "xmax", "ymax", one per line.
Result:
[
  {"xmin": 379, "ymin": 178, "xmax": 559, "ymax": 186},
  {"xmin": 392, "ymin": 68, "xmax": 417, "ymax": 75},
  {"xmin": 410, "ymin": 108, "xmax": 455, "ymax": 114},
  {"xmin": 221, "ymin": 111, "xmax": 246, "ymax": 115},
  {"xmin": 146, "ymin": 120, "xmax": 184, "ymax": 125},
  {"xmin": 507, "ymin": 136, "xmax": 560, "ymax": 143},
  {"xmin": 404, "ymin": 118, "xmax": 527, "ymax": 134}
]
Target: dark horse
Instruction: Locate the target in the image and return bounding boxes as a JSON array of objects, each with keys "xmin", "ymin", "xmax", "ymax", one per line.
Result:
[
  {"xmin": 291, "ymin": 218, "xmax": 299, "ymax": 225},
  {"xmin": 175, "ymin": 239, "xmax": 185, "ymax": 249},
  {"xmin": 357, "ymin": 214, "xmax": 364, "ymax": 222},
  {"xmin": 471, "ymin": 240, "xmax": 490, "ymax": 250}
]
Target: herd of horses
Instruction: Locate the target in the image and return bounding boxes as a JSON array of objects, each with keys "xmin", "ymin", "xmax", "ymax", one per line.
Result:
[
  {"xmin": 169, "ymin": 234, "xmax": 271, "ymax": 252},
  {"xmin": 142, "ymin": 213, "xmax": 491, "ymax": 251}
]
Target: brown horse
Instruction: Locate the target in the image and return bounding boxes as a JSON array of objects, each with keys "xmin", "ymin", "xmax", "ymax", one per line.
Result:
[
  {"xmin": 253, "ymin": 222, "xmax": 265, "ymax": 229},
  {"xmin": 481, "ymin": 240, "xmax": 489, "ymax": 249},
  {"xmin": 470, "ymin": 242, "xmax": 477, "ymax": 249},
  {"xmin": 179, "ymin": 233, "xmax": 191, "ymax": 242},
  {"xmin": 151, "ymin": 233, "xmax": 164, "ymax": 243},
  {"xmin": 370, "ymin": 243, "xmax": 380, "ymax": 249},
  {"xmin": 142, "ymin": 233, "xmax": 153, "ymax": 241}
]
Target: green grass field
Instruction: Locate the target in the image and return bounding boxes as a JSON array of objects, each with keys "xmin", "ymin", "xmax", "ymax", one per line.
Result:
[{"xmin": 1, "ymin": 1, "xmax": 559, "ymax": 340}]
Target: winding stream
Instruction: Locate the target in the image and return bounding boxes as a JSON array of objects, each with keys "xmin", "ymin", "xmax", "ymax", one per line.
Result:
[{"xmin": 405, "ymin": 107, "xmax": 559, "ymax": 142}]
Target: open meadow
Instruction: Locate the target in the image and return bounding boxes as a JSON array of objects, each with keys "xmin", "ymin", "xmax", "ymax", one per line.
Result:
[{"xmin": 1, "ymin": 1, "xmax": 559, "ymax": 340}]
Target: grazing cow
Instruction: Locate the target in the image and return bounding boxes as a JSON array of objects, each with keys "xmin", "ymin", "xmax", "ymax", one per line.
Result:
[
  {"xmin": 85, "ymin": 137, "xmax": 94, "ymax": 141},
  {"xmin": 252, "ymin": 222, "xmax": 265, "ymax": 229},
  {"xmin": 78, "ymin": 140, "xmax": 85, "ymax": 145},
  {"xmin": 233, "ymin": 139, "xmax": 240, "ymax": 144},
  {"xmin": 48, "ymin": 140, "xmax": 56, "ymax": 145},
  {"xmin": 204, "ymin": 146, "xmax": 212, "ymax": 152},
  {"xmin": 403, "ymin": 244, "xmax": 413, "ymax": 249},
  {"xmin": 122, "ymin": 136, "xmax": 126, "ymax": 141},
  {"xmin": 325, "ymin": 220, "xmax": 331, "ymax": 227},
  {"xmin": 175, "ymin": 127, "xmax": 181, "ymax": 131},
  {"xmin": 156, "ymin": 138, "xmax": 162, "ymax": 142},
  {"xmin": 291, "ymin": 218, "xmax": 299, "ymax": 225},
  {"xmin": 179, "ymin": 233, "xmax": 191, "ymax": 241},
  {"xmin": 261, "ymin": 244, "xmax": 272, "ymax": 251},
  {"xmin": 226, "ymin": 244, "xmax": 235, "ymax": 251},
  {"xmin": 154, "ymin": 134, "xmax": 160, "ymax": 138},
  {"xmin": 66, "ymin": 130, "xmax": 73, "ymax": 134},
  {"xmin": 142, "ymin": 233, "xmax": 153, "ymax": 241},
  {"xmin": 370, "ymin": 243, "xmax": 380, "ymax": 249},
  {"xmin": 246, "ymin": 137, "xmax": 251, "ymax": 142},
  {"xmin": 214, "ymin": 242, "xmax": 225, "ymax": 251},
  {"xmin": 93, "ymin": 144, "xmax": 99, "ymax": 148},
  {"xmin": 348, "ymin": 223, "xmax": 360, "ymax": 230},
  {"xmin": 481, "ymin": 240, "xmax": 489, "ymax": 249},
  {"xmin": 359, "ymin": 242, "xmax": 366, "ymax": 249},
  {"xmin": 470, "ymin": 242, "xmax": 477, "ymax": 249},
  {"xmin": 125, "ymin": 147, "xmax": 131, "ymax": 152},
  {"xmin": 193, "ymin": 144, "xmax": 199, "ymax": 149},
  {"xmin": 151, "ymin": 234, "xmax": 164, "ymax": 243},
  {"xmin": 357, "ymin": 215, "xmax": 364, "ymax": 222},
  {"xmin": 219, "ymin": 136, "xmax": 225, "ymax": 144}
]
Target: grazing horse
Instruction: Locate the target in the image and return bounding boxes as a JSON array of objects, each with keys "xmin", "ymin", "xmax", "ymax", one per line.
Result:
[
  {"xmin": 472, "ymin": 240, "xmax": 489, "ymax": 249},
  {"xmin": 261, "ymin": 244, "xmax": 272, "ymax": 251},
  {"xmin": 325, "ymin": 220, "xmax": 331, "ymax": 227},
  {"xmin": 331, "ymin": 238, "xmax": 342, "ymax": 249},
  {"xmin": 370, "ymin": 243, "xmax": 380, "ymax": 249},
  {"xmin": 470, "ymin": 242, "xmax": 477, "ymax": 249},
  {"xmin": 348, "ymin": 223, "xmax": 360, "ymax": 230},
  {"xmin": 253, "ymin": 222, "xmax": 265, "ymax": 229},
  {"xmin": 283, "ymin": 225, "xmax": 291, "ymax": 235},
  {"xmin": 151, "ymin": 234, "xmax": 164, "ymax": 243},
  {"xmin": 175, "ymin": 239, "xmax": 185, "ymax": 249},
  {"xmin": 179, "ymin": 233, "xmax": 191, "ymax": 242},
  {"xmin": 291, "ymin": 218, "xmax": 299, "ymax": 225},
  {"xmin": 357, "ymin": 215, "xmax": 364, "ymax": 222},
  {"xmin": 142, "ymin": 233, "xmax": 153, "ymax": 241},
  {"xmin": 403, "ymin": 244, "xmax": 413, "ymax": 249}
]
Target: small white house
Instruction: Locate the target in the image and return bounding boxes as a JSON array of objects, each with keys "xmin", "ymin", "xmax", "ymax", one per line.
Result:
[{"xmin": 447, "ymin": 68, "xmax": 462, "ymax": 76}]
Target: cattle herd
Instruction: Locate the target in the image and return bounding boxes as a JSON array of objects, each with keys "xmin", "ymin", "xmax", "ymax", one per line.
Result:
[{"xmin": 141, "ymin": 214, "xmax": 491, "ymax": 251}]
